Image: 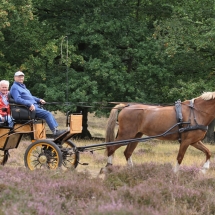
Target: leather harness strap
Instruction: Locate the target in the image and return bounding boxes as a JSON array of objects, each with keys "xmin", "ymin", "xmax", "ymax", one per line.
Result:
[
  {"xmin": 175, "ymin": 99, "xmax": 183, "ymax": 143},
  {"xmin": 179, "ymin": 99, "xmax": 208, "ymax": 133},
  {"xmin": 175, "ymin": 99, "xmax": 208, "ymax": 143}
]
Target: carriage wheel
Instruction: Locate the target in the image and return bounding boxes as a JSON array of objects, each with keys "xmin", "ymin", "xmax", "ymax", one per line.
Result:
[
  {"xmin": 61, "ymin": 140, "xmax": 79, "ymax": 170},
  {"xmin": 24, "ymin": 140, "xmax": 63, "ymax": 170}
]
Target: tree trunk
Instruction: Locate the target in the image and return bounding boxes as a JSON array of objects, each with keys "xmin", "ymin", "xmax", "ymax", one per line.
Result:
[
  {"xmin": 203, "ymin": 119, "xmax": 215, "ymax": 143},
  {"xmin": 75, "ymin": 106, "xmax": 92, "ymax": 139}
]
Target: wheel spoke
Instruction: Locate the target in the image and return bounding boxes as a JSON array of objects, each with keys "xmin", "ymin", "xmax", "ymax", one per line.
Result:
[
  {"xmin": 25, "ymin": 140, "xmax": 62, "ymax": 170},
  {"xmin": 61, "ymin": 141, "xmax": 79, "ymax": 170}
]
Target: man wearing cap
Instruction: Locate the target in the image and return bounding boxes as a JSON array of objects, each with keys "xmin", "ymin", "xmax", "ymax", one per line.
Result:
[{"xmin": 10, "ymin": 71, "xmax": 66, "ymax": 138}]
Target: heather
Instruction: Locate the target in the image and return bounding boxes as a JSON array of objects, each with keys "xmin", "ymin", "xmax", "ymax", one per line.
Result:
[
  {"xmin": 1, "ymin": 160, "xmax": 215, "ymax": 214},
  {"xmin": 1, "ymin": 113, "xmax": 215, "ymax": 214}
]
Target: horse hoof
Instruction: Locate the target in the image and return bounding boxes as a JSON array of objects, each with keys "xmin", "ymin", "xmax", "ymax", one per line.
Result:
[
  {"xmin": 200, "ymin": 168, "xmax": 207, "ymax": 174},
  {"xmin": 173, "ymin": 168, "xmax": 178, "ymax": 173},
  {"xmin": 99, "ymin": 167, "xmax": 107, "ymax": 174},
  {"xmin": 203, "ymin": 160, "xmax": 210, "ymax": 169},
  {"xmin": 99, "ymin": 164, "xmax": 113, "ymax": 174},
  {"xmin": 173, "ymin": 162, "xmax": 180, "ymax": 173},
  {"xmin": 173, "ymin": 166, "xmax": 179, "ymax": 173},
  {"xmin": 100, "ymin": 167, "xmax": 110, "ymax": 175}
]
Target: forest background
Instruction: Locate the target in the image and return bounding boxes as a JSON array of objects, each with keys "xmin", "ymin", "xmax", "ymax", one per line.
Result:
[{"xmin": 1, "ymin": 0, "xmax": 215, "ymax": 138}]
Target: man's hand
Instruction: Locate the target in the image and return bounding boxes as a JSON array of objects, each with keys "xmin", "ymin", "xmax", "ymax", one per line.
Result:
[
  {"xmin": 29, "ymin": 104, "xmax": 35, "ymax": 111},
  {"xmin": 40, "ymin": 99, "xmax": 46, "ymax": 104}
]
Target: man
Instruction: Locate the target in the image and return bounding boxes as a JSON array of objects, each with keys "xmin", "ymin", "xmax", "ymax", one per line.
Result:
[
  {"xmin": 10, "ymin": 71, "xmax": 66, "ymax": 137},
  {"xmin": 0, "ymin": 80, "xmax": 13, "ymax": 127}
]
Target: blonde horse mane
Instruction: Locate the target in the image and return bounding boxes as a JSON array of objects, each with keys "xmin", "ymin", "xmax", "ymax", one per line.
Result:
[{"xmin": 200, "ymin": 92, "xmax": 215, "ymax": 100}]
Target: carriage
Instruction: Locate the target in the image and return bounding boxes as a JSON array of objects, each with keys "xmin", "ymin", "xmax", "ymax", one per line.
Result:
[{"xmin": 0, "ymin": 99, "xmax": 83, "ymax": 170}]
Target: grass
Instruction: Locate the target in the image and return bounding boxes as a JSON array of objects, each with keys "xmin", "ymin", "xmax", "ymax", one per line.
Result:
[{"xmin": 1, "ymin": 112, "xmax": 215, "ymax": 214}]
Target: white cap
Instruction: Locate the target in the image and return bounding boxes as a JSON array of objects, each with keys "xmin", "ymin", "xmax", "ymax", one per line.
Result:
[{"xmin": 14, "ymin": 71, "xmax": 24, "ymax": 76}]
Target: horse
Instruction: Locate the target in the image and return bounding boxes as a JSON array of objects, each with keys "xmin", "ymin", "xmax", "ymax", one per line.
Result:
[{"xmin": 101, "ymin": 92, "xmax": 215, "ymax": 173}]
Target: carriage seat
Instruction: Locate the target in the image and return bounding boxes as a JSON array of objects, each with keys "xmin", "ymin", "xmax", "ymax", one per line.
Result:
[{"xmin": 8, "ymin": 93, "xmax": 36, "ymax": 122}]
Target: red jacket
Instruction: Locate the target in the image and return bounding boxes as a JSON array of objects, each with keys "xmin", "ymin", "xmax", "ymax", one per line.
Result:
[{"xmin": 0, "ymin": 94, "xmax": 10, "ymax": 116}]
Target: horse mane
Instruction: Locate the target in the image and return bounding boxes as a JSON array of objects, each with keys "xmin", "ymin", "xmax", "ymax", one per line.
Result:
[{"xmin": 200, "ymin": 92, "xmax": 215, "ymax": 100}]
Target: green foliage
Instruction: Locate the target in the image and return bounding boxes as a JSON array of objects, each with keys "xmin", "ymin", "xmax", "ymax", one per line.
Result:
[
  {"xmin": 0, "ymin": 0, "xmax": 215, "ymax": 112},
  {"xmin": 166, "ymin": 79, "xmax": 214, "ymax": 101},
  {"xmin": 0, "ymin": 0, "xmax": 34, "ymax": 80},
  {"xmin": 153, "ymin": 0, "xmax": 215, "ymax": 101}
]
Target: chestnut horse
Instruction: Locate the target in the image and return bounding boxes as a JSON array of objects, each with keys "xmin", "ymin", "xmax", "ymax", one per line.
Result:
[{"xmin": 102, "ymin": 92, "xmax": 215, "ymax": 173}]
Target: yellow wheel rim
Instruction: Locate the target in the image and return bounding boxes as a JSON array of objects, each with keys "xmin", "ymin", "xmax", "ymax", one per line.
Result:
[{"xmin": 26, "ymin": 142, "xmax": 61, "ymax": 170}]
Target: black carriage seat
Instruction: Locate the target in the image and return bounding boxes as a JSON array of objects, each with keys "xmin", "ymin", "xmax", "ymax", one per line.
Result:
[
  {"xmin": 7, "ymin": 93, "xmax": 47, "ymax": 140},
  {"xmin": 8, "ymin": 93, "xmax": 36, "ymax": 123}
]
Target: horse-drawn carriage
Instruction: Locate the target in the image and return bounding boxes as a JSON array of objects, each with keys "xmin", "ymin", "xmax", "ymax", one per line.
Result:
[
  {"xmin": 1, "ymin": 91, "xmax": 214, "ymax": 173},
  {"xmin": 0, "ymin": 97, "xmax": 82, "ymax": 170}
]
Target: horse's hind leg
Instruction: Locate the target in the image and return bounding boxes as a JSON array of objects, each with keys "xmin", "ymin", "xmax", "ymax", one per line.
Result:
[
  {"xmin": 191, "ymin": 141, "xmax": 211, "ymax": 172},
  {"xmin": 99, "ymin": 144, "xmax": 124, "ymax": 174},
  {"xmin": 103, "ymin": 141, "xmax": 138, "ymax": 171},
  {"xmin": 124, "ymin": 142, "xmax": 139, "ymax": 166},
  {"xmin": 105, "ymin": 144, "xmax": 123, "ymax": 167},
  {"xmin": 124, "ymin": 133, "xmax": 143, "ymax": 166},
  {"xmin": 101, "ymin": 133, "xmax": 138, "ymax": 174}
]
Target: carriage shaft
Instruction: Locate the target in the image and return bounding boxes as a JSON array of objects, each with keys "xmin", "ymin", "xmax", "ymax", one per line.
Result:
[{"xmin": 77, "ymin": 122, "xmax": 189, "ymax": 152}]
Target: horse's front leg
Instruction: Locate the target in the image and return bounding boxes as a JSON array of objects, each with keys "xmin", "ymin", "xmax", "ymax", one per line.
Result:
[
  {"xmin": 174, "ymin": 141, "xmax": 190, "ymax": 173},
  {"xmin": 191, "ymin": 141, "xmax": 211, "ymax": 173}
]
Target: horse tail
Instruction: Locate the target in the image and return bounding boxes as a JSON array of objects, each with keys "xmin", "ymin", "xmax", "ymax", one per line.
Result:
[{"xmin": 105, "ymin": 103, "xmax": 126, "ymax": 143}]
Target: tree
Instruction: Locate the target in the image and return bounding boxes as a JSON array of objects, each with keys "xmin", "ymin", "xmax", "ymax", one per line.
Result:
[
  {"xmin": 0, "ymin": 0, "xmax": 34, "ymax": 80},
  {"xmin": 31, "ymin": 0, "xmax": 176, "ymax": 104},
  {"xmin": 153, "ymin": 0, "xmax": 215, "ymax": 101},
  {"xmin": 1, "ymin": 0, "xmax": 215, "ymax": 139}
]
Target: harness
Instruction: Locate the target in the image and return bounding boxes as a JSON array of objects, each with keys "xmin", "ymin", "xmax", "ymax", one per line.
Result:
[{"xmin": 175, "ymin": 99, "xmax": 208, "ymax": 143}]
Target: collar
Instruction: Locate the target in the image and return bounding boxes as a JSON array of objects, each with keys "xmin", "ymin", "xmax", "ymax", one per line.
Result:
[{"xmin": 14, "ymin": 81, "xmax": 26, "ymax": 88}]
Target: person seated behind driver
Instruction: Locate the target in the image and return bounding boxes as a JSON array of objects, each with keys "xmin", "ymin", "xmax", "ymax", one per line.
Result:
[
  {"xmin": 10, "ymin": 71, "xmax": 66, "ymax": 138},
  {"xmin": 0, "ymin": 80, "xmax": 13, "ymax": 127}
]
